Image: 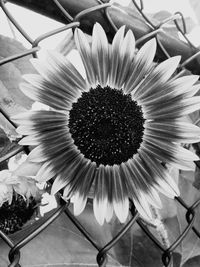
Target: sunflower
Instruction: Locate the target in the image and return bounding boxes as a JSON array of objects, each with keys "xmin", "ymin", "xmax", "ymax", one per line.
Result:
[{"xmin": 13, "ymin": 23, "xmax": 200, "ymax": 225}]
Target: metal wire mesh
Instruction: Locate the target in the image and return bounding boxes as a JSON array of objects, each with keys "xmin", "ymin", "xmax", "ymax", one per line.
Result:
[{"xmin": 0, "ymin": 0, "xmax": 200, "ymax": 266}]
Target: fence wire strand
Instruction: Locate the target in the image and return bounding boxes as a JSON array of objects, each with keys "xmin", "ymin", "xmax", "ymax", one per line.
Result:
[{"xmin": 0, "ymin": 0, "xmax": 200, "ymax": 266}]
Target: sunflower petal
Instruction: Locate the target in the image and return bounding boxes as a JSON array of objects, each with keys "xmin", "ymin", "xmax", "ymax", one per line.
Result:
[
  {"xmin": 69, "ymin": 160, "xmax": 96, "ymax": 198},
  {"xmin": 71, "ymin": 192, "xmax": 87, "ymax": 216},
  {"xmin": 124, "ymin": 38, "xmax": 156, "ymax": 94},
  {"xmin": 113, "ymin": 198, "xmax": 129, "ymax": 223},
  {"xmin": 12, "ymin": 110, "xmax": 68, "ymax": 126},
  {"xmin": 134, "ymin": 56, "xmax": 181, "ymax": 100},
  {"xmin": 139, "ymin": 149, "xmax": 180, "ymax": 197},
  {"xmin": 93, "ymin": 165, "xmax": 108, "ymax": 225},
  {"xmin": 19, "ymin": 135, "xmax": 39, "ymax": 146},
  {"xmin": 105, "ymin": 203, "xmax": 114, "ymax": 223},
  {"xmin": 22, "ymin": 74, "xmax": 76, "ymax": 108},
  {"xmin": 133, "ymin": 194, "xmax": 153, "ymax": 221},
  {"xmin": 109, "ymin": 25, "xmax": 125, "ymax": 88},
  {"xmin": 93, "ymin": 197, "xmax": 108, "ymax": 225},
  {"xmin": 30, "ymin": 58, "xmax": 82, "ymax": 99},
  {"xmin": 35, "ymin": 161, "xmax": 56, "ymax": 182},
  {"xmin": 139, "ymin": 75, "xmax": 199, "ymax": 106},
  {"xmin": 19, "ymin": 128, "xmax": 69, "ymax": 146},
  {"xmin": 45, "ymin": 50, "xmax": 87, "ymax": 91},
  {"xmin": 144, "ymin": 96, "xmax": 200, "ymax": 119},
  {"xmin": 51, "ymin": 174, "xmax": 69, "ymax": 194},
  {"xmin": 128, "ymin": 157, "xmax": 162, "ymax": 209},
  {"xmin": 51, "ymin": 154, "xmax": 84, "ymax": 194},
  {"xmin": 140, "ymin": 141, "xmax": 196, "ymax": 170},
  {"xmin": 116, "ymin": 29, "xmax": 135, "ymax": 89},
  {"xmin": 74, "ymin": 28, "xmax": 96, "ymax": 86},
  {"xmin": 91, "ymin": 23, "xmax": 109, "ymax": 87},
  {"xmin": 151, "ymin": 56, "xmax": 181, "ymax": 82},
  {"xmin": 144, "ymin": 120, "xmax": 200, "ymax": 143}
]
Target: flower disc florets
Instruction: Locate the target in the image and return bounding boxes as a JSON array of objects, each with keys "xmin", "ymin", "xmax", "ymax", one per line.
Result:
[{"xmin": 69, "ymin": 85, "xmax": 144, "ymax": 166}]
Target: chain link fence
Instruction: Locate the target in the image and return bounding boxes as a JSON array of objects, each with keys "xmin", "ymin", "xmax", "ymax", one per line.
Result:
[{"xmin": 0, "ymin": 0, "xmax": 200, "ymax": 266}]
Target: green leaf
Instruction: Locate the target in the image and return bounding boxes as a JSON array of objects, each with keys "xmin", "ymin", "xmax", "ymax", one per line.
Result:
[
  {"xmin": 0, "ymin": 127, "xmax": 22, "ymax": 170},
  {"xmin": 0, "ymin": 35, "xmax": 37, "ymax": 161},
  {"xmin": 183, "ymin": 255, "xmax": 200, "ymax": 267},
  {"xmin": 0, "ymin": 35, "xmax": 34, "ymax": 110},
  {"xmin": 176, "ymin": 176, "xmax": 200, "ymax": 266}
]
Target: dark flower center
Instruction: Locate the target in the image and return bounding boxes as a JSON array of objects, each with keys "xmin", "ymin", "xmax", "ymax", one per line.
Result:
[{"xmin": 69, "ymin": 85, "xmax": 144, "ymax": 166}]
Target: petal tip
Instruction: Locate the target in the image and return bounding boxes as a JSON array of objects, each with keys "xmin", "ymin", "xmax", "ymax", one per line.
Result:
[
  {"xmin": 73, "ymin": 194, "xmax": 87, "ymax": 216},
  {"xmin": 93, "ymin": 198, "xmax": 107, "ymax": 225},
  {"xmin": 144, "ymin": 37, "xmax": 157, "ymax": 53},
  {"xmin": 171, "ymin": 55, "xmax": 181, "ymax": 67},
  {"xmin": 114, "ymin": 199, "xmax": 129, "ymax": 223}
]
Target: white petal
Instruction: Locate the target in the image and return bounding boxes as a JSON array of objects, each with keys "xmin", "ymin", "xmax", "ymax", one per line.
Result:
[
  {"xmin": 45, "ymin": 50, "xmax": 87, "ymax": 91},
  {"xmin": 105, "ymin": 203, "xmax": 114, "ymax": 223},
  {"xmin": 139, "ymin": 75, "xmax": 199, "ymax": 105},
  {"xmin": 109, "ymin": 26, "xmax": 125, "ymax": 88},
  {"xmin": 93, "ymin": 197, "xmax": 108, "ymax": 225},
  {"xmin": 153, "ymin": 56, "xmax": 181, "ymax": 81},
  {"xmin": 69, "ymin": 160, "xmax": 96, "ymax": 198},
  {"xmin": 51, "ymin": 174, "xmax": 69, "ymax": 194},
  {"xmin": 143, "ymin": 136, "xmax": 199, "ymax": 162},
  {"xmin": 144, "ymin": 96, "xmax": 200, "ymax": 120},
  {"xmin": 144, "ymin": 120, "xmax": 200, "ymax": 143},
  {"xmin": 21, "ymin": 74, "xmax": 75, "ymax": 109},
  {"xmin": 124, "ymin": 38, "xmax": 156, "ymax": 94},
  {"xmin": 16, "ymin": 125, "xmax": 36, "ymax": 135},
  {"xmin": 19, "ymin": 135, "xmax": 40, "ymax": 146},
  {"xmin": 35, "ymin": 162, "xmax": 56, "ymax": 182},
  {"xmin": 133, "ymin": 194, "xmax": 153, "ymax": 221},
  {"xmin": 91, "ymin": 23, "xmax": 109, "ymax": 87},
  {"xmin": 51, "ymin": 154, "xmax": 84, "ymax": 195},
  {"xmin": 113, "ymin": 198, "xmax": 129, "ymax": 223},
  {"xmin": 142, "ymin": 187, "xmax": 162, "ymax": 209},
  {"xmin": 28, "ymin": 146, "xmax": 45, "ymax": 162},
  {"xmin": 14, "ymin": 160, "xmax": 41, "ymax": 177},
  {"xmin": 74, "ymin": 28, "xmax": 96, "ymax": 87},
  {"xmin": 30, "ymin": 58, "xmax": 81, "ymax": 99},
  {"xmin": 139, "ymin": 149, "xmax": 180, "ymax": 197},
  {"xmin": 116, "ymin": 30, "xmax": 135, "ymax": 89},
  {"xmin": 140, "ymin": 140, "xmax": 197, "ymax": 171},
  {"xmin": 12, "ymin": 110, "xmax": 68, "ymax": 126},
  {"xmin": 72, "ymin": 192, "xmax": 87, "ymax": 216},
  {"xmin": 134, "ymin": 56, "xmax": 181, "ymax": 100},
  {"xmin": 63, "ymin": 184, "xmax": 72, "ymax": 200},
  {"xmin": 128, "ymin": 157, "xmax": 162, "ymax": 209}
]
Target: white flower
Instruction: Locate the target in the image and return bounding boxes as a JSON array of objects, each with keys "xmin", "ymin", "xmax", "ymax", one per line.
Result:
[
  {"xmin": 12, "ymin": 175, "xmax": 42, "ymax": 201},
  {"xmin": 0, "ymin": 170, "xmax": 13, "ymax": 206},
  {"xmin": 0, "ymin": 170, "xmax": 42, "ymax": 207},
  {"xmin": 13, "ymin": 23, "xmax": 200, "ymax": 225}
]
